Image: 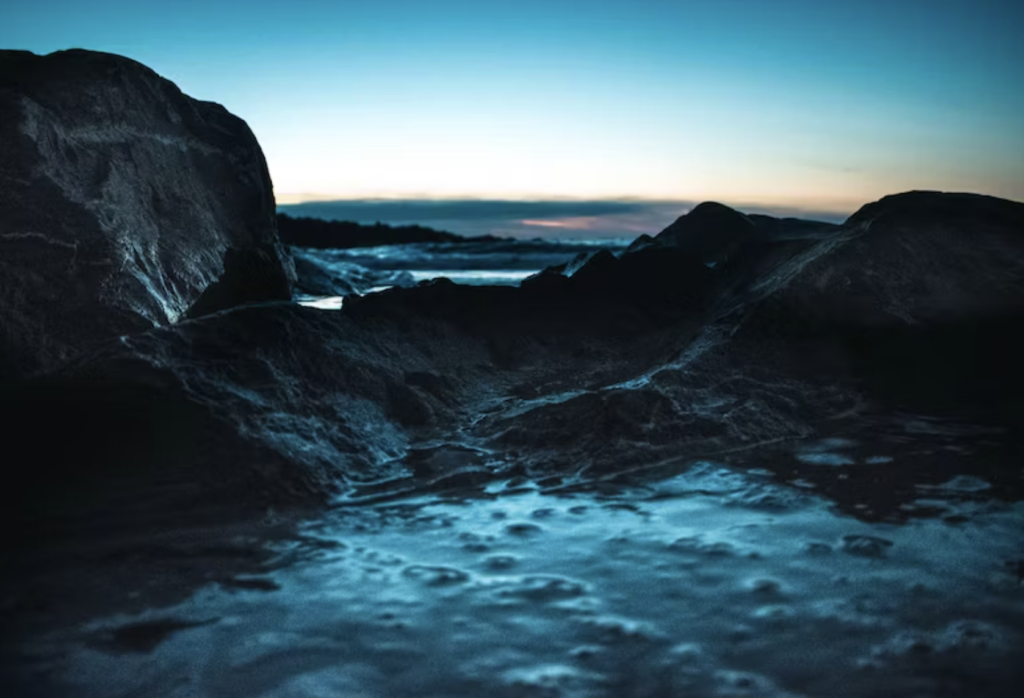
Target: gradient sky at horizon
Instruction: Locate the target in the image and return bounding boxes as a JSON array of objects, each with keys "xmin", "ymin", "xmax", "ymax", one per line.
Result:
[{"xmin": 4, "ymin": 0, "xmax": 1023, "ymax": 224}]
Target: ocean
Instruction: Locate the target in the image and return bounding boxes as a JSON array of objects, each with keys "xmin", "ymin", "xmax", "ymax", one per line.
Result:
[{"xmin": 293, "ymin": 237, "xmax": 634, "ymax": 309}]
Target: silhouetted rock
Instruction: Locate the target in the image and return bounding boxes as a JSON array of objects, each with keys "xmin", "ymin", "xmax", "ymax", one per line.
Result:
[
  {"xmin": 0, "ymin": 49, "xmax": 294, "ymax": 379},
  {"xmin": 567, "ymin": 248, "xmax": 619, "ymax": 286},
  {"xmin": 728, "ymin": 191, "xmax": 1024, "ymax": 420},
  {"xmin": 742, "ymin": 190, "xmax": 1024, "ymax": 330},
  {"xmin": 845, "ymin": 190, "xmax": 1024, "ymax": 230},
  {"xmin": 519, "ymin": 265, "xmax": 570, "ymax": 293},
  {"xmin": 624, "ymin": 233, "xmax": 658, "ymax": 253},
  {"xmin": 654, "ymin": 201, "xmax": 759, "ymax": 263}
]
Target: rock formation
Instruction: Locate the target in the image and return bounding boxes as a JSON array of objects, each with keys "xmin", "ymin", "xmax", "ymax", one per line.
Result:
[
  {"xmin": 654, "ymin": 200, "xmax": 759, "ymax": 264},
  {"xmin": 732, "ymin": 191, "xmax": 1024, "ymax": 419},
  {"xmin": 0, "ymin": 49, "xmax": 294, "ymax": 380},
  {"xmin": 3, "ymin": 51, "xmax": 1023, "ymax": 541}
]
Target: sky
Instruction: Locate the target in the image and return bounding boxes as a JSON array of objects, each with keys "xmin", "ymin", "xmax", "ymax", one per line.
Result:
[{"xmin": 4, "ymin": 0, "xmax": 1023, "ymax": 236}]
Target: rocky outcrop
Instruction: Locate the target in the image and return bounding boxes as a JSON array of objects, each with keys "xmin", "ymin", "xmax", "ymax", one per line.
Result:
[
  {"xmin": 344, "ymin": 193, "xmax": 1024, "ymax": 446},
  {"xmin": 726, "ymin": 191, "xmax": 1024, "ymax": 418},
  {"xmin": 738, "ymin": 191, "xmax": 1024, "ymax": 328},
  {"xmin": 0, "ymin": 49, "xmax": 294, "ymax": 380},
  {"xmin": 654, "ymin": 201, "xmax": 759, "ymax": 264},
  {"xmin": 3, "ymin": 52, "xmax": 1022, "ymax": 539},
  {"xmin": 453, "ymin": 193, "xmax": 1024, "ymax": 475},
  {"xmin": 1, "ymin": 304, "xmax": 503, "ymax": 535},
  {"xmin": 845, "ymin": 190, "xmax": 1024, "ymax": 230}
]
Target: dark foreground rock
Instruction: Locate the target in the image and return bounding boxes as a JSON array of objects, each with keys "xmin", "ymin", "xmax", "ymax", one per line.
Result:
[
  {"xmin": 0, "ymin": 304, "xmax": 497, "ymax": 540},
  {"xmin": 0, "ymin": 49, "xmax": 294, "ymax": 380}
]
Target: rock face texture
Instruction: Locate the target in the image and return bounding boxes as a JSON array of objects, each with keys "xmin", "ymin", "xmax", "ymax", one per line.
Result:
[
  {"xmin": 731, "ymin": 191, "xmax": 1024, "ymax": 417},
  {"xmin": 0, "ymin": 49, "xmax": 294, "ymax": 380},
  {"xmin": 7, "ymin": 305, "xmax": 503, "ymax": 534},
  {"xmin": 743, "ymin": 191, "xmax": 1024, "ymax": 328}
]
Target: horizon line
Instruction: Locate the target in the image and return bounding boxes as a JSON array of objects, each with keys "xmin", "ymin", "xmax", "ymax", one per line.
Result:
[{"xmin": 275, "ymin": 194, "xmax": 860, "ymax": 220}]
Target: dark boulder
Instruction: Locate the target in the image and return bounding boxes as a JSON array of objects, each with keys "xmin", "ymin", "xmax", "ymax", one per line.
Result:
[
  {"xmin": 0, "ymin": 49, "xmax": 294, "ymax": 379},
  {"xmin": 654, "ymin": 201, "xmax": 759, "ymax": 264},
  {"xmin": 743, "ymin": 191, "xmax": 1024, "ymax": 330},
  {"xmin": 6, "ymin": 183, "xmax": 1024, "ymax": 536},
  {"xmin": 845, "ymin": 190, "xmax": 1024, "ymax": 230},
  {"xmin": 733, "ymin": 191, "xmax": 1024, "ymax": 421}
]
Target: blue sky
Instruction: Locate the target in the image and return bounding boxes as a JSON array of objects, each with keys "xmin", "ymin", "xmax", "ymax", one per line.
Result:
[{"xmin": 4, "ymin": 0, "xmax": 1023, "ymax": 234}]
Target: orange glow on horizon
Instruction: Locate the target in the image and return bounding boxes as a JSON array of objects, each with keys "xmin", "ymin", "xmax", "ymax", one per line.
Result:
[{"xmin": 520, "ymin": 217, "xmax": 605, "ymax": 229}]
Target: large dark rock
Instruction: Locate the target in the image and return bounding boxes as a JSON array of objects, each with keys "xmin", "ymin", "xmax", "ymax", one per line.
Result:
[
  {"xmin": 0, "ymin": 302, "xmax": 502, "ymax": 539},
  {"xmin": 654, "ymin": 201, "xmax": 759, "ymax": 263},
  {"xmin": 651, "ymin": 203, "xmax": 840, "ymax": 267},
  {"xmin": 845, "ymin": 190, "xmax": 1024, "ymax": 230},
  {"xmin": 740, "ymin": 190, "xmax": 1024, "ymax": 330},
  {"xmin": 462, "ymin": 193, "xmax": 1024, "ymax": 474},
  {"xmin": 0, "ymin": 49, "xmax": 294, "ymax": 379},
  {"xmin": 725, "ymin": 191, "xmax": 1024, "ymax": 421}
]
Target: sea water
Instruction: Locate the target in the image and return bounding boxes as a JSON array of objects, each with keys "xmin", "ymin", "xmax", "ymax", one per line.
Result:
[{"xmin": 6, "ymin": 442, "xmax": 1023, "ymax": 698}]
